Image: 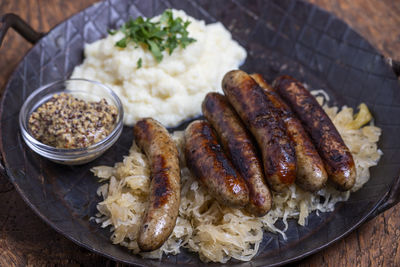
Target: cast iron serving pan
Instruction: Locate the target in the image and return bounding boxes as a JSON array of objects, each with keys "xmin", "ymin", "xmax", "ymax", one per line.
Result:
[{"xmin": 1, "ymin": 0, "xmax": 400, "ymax": 266}]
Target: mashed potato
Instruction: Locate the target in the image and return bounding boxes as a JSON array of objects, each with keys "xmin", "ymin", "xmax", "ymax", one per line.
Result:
[
  {"xmin": 71, "ymin": 10, "xmax": 246, "ymax": 127},
  {"xmin": 92, "ymin": 93, "xmax": 382, "ymax": 263}
]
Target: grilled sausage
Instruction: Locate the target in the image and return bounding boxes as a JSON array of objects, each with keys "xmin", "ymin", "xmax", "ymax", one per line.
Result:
[
  {"xmin": 251, "ymin": 74, "xmax": 328, "ymax": 192},
  {"xmin": 202, "ymin": 92, "xmax": 272, "ymax": 216},
  {"xmin": 134, "ymin": 118, "xmax": 180, "ymax": 251},
  {"xmin": 222, "ymin": 70, "xmax": 296, "ymax": 192},
  {"xmin": 273, "ymin": 75, "xmax": 356, "ymax": 191},
  {"xmin": 184, "ymin": 120, "xmax": 249, "ymax": 207}
]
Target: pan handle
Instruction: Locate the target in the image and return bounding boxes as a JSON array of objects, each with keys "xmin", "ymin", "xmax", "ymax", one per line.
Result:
[
  {"xmin": 0, "ymin": 156, "xmax": 6, "ymax": 180},
  {"xmin": 0, "ymin": 13, "xmax": 44, "ymax": 47},
  {"xmin": 367, "ymin": 174, "xmax": 400, "ymax": 221},
  {"xmin": 391, "ymin": 60, "xmax": 400, "ymax": 78},
  {"xmin": 385, "ymin": 57, "xmax": 400, "ymax": 79},
  {"xmin": 0, "ymin": 13, "xmax": 45, "ymax": 178}
]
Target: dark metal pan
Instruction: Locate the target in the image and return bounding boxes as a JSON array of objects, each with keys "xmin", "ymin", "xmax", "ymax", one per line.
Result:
[{"xmin": 1, "ymin": 0, "xmax": 400, "ymax": 266}]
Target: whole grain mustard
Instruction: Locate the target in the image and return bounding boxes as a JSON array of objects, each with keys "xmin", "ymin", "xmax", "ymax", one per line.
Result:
[{"xmin": 28, "ymin": 93, "xmax": 118, "ymax": 149}]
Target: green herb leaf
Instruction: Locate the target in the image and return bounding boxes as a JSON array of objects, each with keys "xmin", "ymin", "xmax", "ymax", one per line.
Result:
[
  {"xmin": 109, "ymin": 9, "xmax": 196, "ymax": 63},
  {"xmin": 116, "ymin": 38, "xmax": 128, "ymax": 48},
  {"xmin": 108, "ymin": 29, "xmax": 117, "ymax": 35},
  {"xmin": 147, "ymin": 40, "xmax": 163, "ymax": 62},
  {"xmin": 137, "ymin": 58, "xmax": 142, "ymax": 69}
]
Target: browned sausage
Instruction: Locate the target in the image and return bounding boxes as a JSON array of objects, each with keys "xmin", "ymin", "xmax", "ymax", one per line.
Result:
[
  {"xmin": 133, "ymin": 118, "xmax": 180, "ymax": 251},
  {"xmin": 202, "ymin": 92, "xmax": 272, "ymax": 216},
  {"xmin": 273, "ymin": 75, "xmax": 356, "ymax": 191},
  {"xmin": 222, "ymin": 70, "xmax": 296, "ymax": 192},
  {"xmin": 251, "ymin": 74, "xmax": 328, "ymax": 192},
  {"xmin": 184, "ymin": 120, "xmax": 249, "ymax": 207}
]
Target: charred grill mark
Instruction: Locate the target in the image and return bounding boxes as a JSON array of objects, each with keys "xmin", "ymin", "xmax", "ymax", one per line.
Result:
[
  {"xmin": 329, "ymin": 149, "xmax": 344, "ymax": 162},
  {"xmin": 274, "ymin": 75, "xmax": 355, "ymax": 190},
  {"xmin": 222, "ymin": 71, "xmax": 297, "ymax": 190},
  {"xmin": 204, "ymin": 95, "xmax": 218, "ymax": 114},
  {"xmin": 267, "ymin": 157, "xmax": 277, "ymax": 176},
  {"xmin": 185, "ymin": 120, "xmax": 249, "ymax": 202},
  {"xmin": 229, "ymin": 142, "xmax": 251, "ymax": 176},
  {"xmin": 151, "ymin": 155, "xmax": 172, "ymax": 208},
  {"xmin": 214, "ymin": 148, "xmax": 240, "ymax": 178},
  {"xmin": 202, "ymin": 93, "xmax": 261, "ymax": 189},
  {"xmin": 230, "ymin": 79, "xmax": 288, "ymax": 142},
  {"xmin": 272, "ymin": 75, "xmax": 295, "ymax": 90},
  {"xmin": 197, "ymin": 121, "xmax": 247, "ymax": 193},
  {"xmin": 265, "ymin": 91, "xmax": 293, "ymax": 118},
  {"xmin": 252, "ymin": 192, "xmax": 266, "ymax": 206},
  {"xmin": 202, "ymin": 125, "xmax": 239, "ymax": 179},
  {"xmin": 134, "ymin": 118, "xmax": 152, "ymax": 143},
  {"xmin": 202, "ymin": 92, "xmax": 271, "ymax": 215},
  {"xmin": 274, "ymin": 77, "xmax": 349, "ymax": 152}
]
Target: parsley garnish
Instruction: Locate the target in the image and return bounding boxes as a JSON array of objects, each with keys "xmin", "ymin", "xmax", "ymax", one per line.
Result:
[
  {"xmin": 137, "ymin": 58, "xmax": 142, "ymax": 69},
  {"xmin": 109, "ymin": 9, "xmax": 196, "ymax": 66}
]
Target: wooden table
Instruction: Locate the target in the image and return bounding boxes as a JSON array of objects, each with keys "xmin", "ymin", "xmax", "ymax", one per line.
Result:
[{"xmin": 1, "ymin": 0, "xmax": 399, "ymax": 266}]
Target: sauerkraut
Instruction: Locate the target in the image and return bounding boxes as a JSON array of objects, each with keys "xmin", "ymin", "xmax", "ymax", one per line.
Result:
[{"xmin": 92, "ymin": 92, "xmax": 382, "ymax": 263}]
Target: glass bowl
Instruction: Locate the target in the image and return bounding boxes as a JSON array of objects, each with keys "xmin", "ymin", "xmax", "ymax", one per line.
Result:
[{"xmin": 19, "ymin": 79, "xmax": 124, "ymax": 165}]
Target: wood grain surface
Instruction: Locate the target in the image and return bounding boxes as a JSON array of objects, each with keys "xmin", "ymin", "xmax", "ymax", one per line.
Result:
[{"xmin": 1, "ymin": 0, "xmax": 399, "ymax": 266}]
